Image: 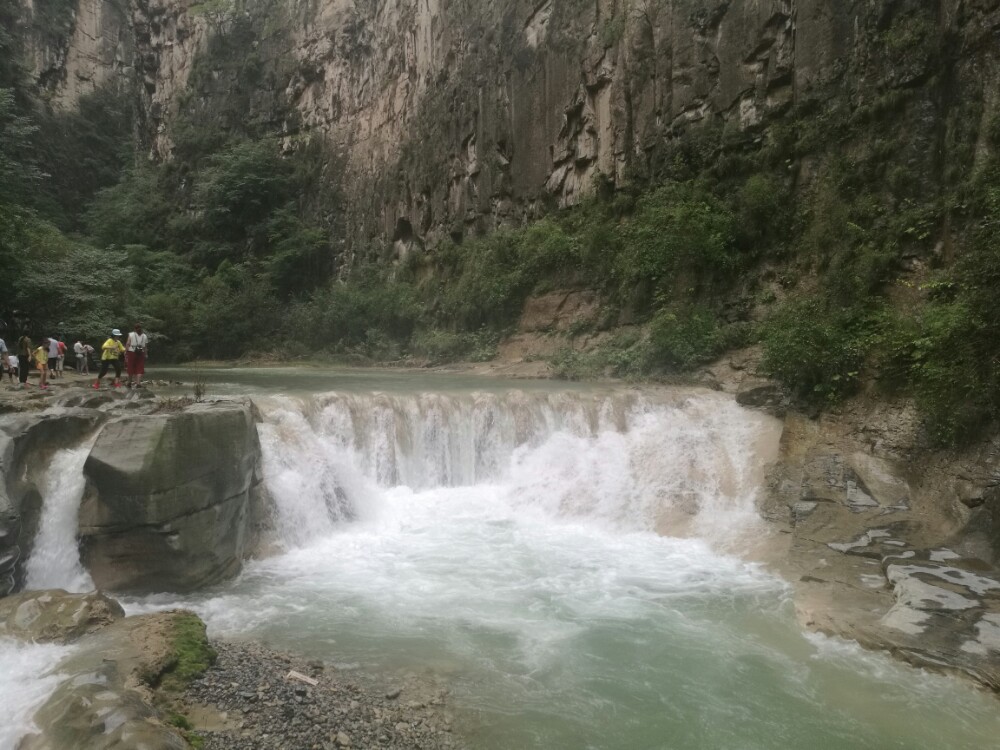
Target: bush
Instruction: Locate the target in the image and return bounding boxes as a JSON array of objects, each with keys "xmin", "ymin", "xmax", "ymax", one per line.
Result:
[
  {"xmin": 189, "ymin": 265, "xmax": 280, "ymax": 358},
  {"xmin": 617, "ymin": 182, "xmax": 738, "ymax": 299},
  {"xmin": 192, "ymin": 140, "xmax": 294, "ymax": 242},
  {"xmin": 410, "ymin": 328, "xmax": 499, "ymax": 364},
  {"xmin": 436, "ymin": 219, "xmax": 581, "ymax": 330},
  {"xmin": 735, "ymin": 174, "xmax": 790, "ymax": 248},
  {"xmin": 901, "ymin": 204, "xmax": 1000, "ymax": 443},
  {"xmin": 647, "ymin": 305, "xmax": 732, "ymax": 370},
  {"xmin": 907, "ymin": 300, "xmax": 992, "ymax": 445},
  {"xmin": 761, "ymin": 297, "xmax": 871, "ymax": 401},
  {"xmin": 285, "ymin": 278, "xmax": 421, "ymax": 352}
]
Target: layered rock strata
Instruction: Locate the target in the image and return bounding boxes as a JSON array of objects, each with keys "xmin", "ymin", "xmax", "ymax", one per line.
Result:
[
  {"xmin": 19, "ymin": 0, "xmax": 1000, "ymax": 256},
  {"xmin": 708, "ymin": 351, "xmax": 1000, "ymax": 690}
]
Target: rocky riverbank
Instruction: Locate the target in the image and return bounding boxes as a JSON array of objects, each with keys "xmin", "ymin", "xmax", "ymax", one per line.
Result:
[
  {"xmin": 2, "ymin": 590, "xmax": 466, "ymax": 750},
  {"xmin": 182, "ymin": 641, "xmax": 461, "ymax": 750}
]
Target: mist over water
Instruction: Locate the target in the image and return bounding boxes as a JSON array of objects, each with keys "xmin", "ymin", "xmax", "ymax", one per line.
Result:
[
  {"xmin": 128, "ymin": 383, "xmax": 1000, "ymax": 749},
  {"xmin": 12, "ymin": 373, "xmax": 1000, "ymax": 749}
]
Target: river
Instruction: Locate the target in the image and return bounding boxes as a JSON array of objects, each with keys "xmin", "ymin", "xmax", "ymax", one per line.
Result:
[{"xmin": 5, "ymin": 367, "xmax": 1000, "ymax": 749}]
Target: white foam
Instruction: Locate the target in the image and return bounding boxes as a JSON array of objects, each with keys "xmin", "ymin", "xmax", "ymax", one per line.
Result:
[
  {"xmin": 0, "ymin": 639, "xmax": 75, "ymax": 750},
  {"xmin": 255, "ymin": 389, "xmax": 781, "ymax": 550}
]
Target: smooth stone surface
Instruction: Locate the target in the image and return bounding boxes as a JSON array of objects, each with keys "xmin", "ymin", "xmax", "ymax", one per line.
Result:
[
  {"xmin": 79, "ymin": 401, "xmax": 266, "ymax": 594},
  {"xmin": 0, "ymin": 589, "xmax": 123, "ymax": 642}
]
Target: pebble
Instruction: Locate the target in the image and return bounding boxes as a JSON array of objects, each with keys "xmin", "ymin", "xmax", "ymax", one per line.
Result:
[{"xmin": 183, "ymin": 641, "xmax": 461, "ymax": 750}]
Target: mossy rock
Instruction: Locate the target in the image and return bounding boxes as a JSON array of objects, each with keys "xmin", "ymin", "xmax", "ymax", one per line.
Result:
[{"xmin": 156, "ymin": 612, "xmax": 217, "ymax": 693}]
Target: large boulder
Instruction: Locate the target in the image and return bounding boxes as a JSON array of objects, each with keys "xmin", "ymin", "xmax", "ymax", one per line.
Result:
[{"xmin": 79, "ymin": 402, "xmax": 266, "ymax": 593}]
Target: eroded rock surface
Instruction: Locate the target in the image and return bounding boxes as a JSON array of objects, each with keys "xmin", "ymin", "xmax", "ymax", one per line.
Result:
[
  {"xmin": 79, "ymin": 401, "xmax": 267, "ymax": 593},
  {"xmin": 16, "ymin": 604, "xmax": 211, "ymax": 750},
  {"xmin": 758, "ymin": 397, "xmax": 1000, "ymax": 690},
  {"xmin": 0, "ymin": 589, "xmax": 124, "ymax": 642}
]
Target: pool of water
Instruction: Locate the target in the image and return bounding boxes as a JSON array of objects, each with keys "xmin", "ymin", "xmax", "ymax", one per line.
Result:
[{"xmin": 9, "ymin": 367, "xmax": 1000, "ymax": 749}]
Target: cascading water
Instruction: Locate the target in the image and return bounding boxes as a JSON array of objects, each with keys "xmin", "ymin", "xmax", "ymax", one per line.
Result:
[
  {"xmin": 122, "ymin": 381, "xmax": 1000, "ymax": 749},
  {"xmin": 0, "ymin": 639, "xmax": 75, "ymax": 750},
  {"xmin": 256, "ymin": 389, "xmax": 781, "ymax": 549},
  {"xmin": 15, "ymin": 373, "xmax": 1000, "ymax": 750},
  {"xmin": 24, "ymin": 438, "xmax": 96, "ymax": 592}
]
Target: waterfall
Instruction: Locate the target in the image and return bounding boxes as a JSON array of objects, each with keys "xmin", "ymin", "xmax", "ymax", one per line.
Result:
[
  {"xmin": 25, "ymin": 439, "xmax": 96, "ymax": 592},
  {"xmin": 255, "ymin": 389, "xmax": 782, "ymax": 549}
]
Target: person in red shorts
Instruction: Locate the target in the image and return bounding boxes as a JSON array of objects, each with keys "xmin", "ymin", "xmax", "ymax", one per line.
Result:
[{"xmin": 125, "ymin": 323, "xmax": 149, "ymax": 388}]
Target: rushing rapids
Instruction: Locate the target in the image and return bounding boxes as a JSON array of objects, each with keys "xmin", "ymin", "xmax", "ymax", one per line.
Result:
[
  {"xmin": 8, "ymin": 378, "xmax": 1000, "ymax": 750},
  {"xmin": 256, "ymin": 389, "xmax": 781, "ymax": 549}
]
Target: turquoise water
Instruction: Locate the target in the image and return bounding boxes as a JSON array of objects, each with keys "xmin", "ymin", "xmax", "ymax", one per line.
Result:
[{"xmin": 110, "ymin": 369, "xmax": 1000, "ymax": 750}]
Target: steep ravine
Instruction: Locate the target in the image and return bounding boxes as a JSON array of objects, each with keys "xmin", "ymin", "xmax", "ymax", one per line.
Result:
[{"xmin": 20, "ymin": 0, "xmax": 1000, "ymax": 255}]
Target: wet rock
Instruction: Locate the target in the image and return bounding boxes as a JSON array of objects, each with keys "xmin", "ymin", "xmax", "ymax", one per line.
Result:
[
  {"xmin": 18, "ymin": 668, "xmax": 188, "ymax": 750},
  {"xmin": 17, "ymin": 609, "xmax": 210, "ymax": 750},
  {"xmin": 0, "ymin": 589, "xmax": 123, "ymax": 642},
  {"xmin": 79, "ymin": 401, "xmax": 267, "ymax": 593},
  {"xmin": 735, "ymin": 382, "xmax": 788, "ymax": 417},
  {"xmin": 54, "ymin": 392, "xmax": 119, "ymax": 409}
]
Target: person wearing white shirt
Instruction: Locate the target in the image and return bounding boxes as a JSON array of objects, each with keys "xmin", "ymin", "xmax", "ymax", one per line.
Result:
[
  {"xmin": 47, "ymin": 337, "xmax": 61, "ymax": 379},
  {"xmin": 125, "ymin": 323, "xmax": 149, "ymax": 388},
  {"xmin": 74, "ymin": 340, "xmax": 84, "ymax": 373}
]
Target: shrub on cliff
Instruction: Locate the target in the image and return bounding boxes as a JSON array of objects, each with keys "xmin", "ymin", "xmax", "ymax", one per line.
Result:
[
  {"xmin": 761, "ymin": 297, "xmax": 870, "ymax": 402},
  {"xmin": 436, "ymin": 219, "xmax": 581, "ymax": 330},
  {"xmin": 616, "ymin": 182, "xmax": 739, "ymax": 303},
  {"xmin": 647, "ymin": 304, "xmax": 736, "ymax": 371}
]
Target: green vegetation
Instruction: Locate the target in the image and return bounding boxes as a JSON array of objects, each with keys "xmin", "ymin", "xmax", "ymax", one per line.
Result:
[
  {"xmin": 4, "ymin": 0, "xmax": 1000, "ymax": 446},
  {"xmin": 168, "ymin": 712, "xmax": 206, "ymax": 748},
  {"xmin": 157, "ymin": 612, "xmax": 217, "ymax": 693}
]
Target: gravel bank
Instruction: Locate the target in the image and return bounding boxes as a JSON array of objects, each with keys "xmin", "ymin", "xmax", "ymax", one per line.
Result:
[{"xmin": 183, "ymin": 641, "xmax": 466, "ymax": 750}]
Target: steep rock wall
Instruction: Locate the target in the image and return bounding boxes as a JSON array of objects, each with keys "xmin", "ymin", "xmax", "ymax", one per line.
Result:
[{"xmin": 22, "ymin": 0, "xmax": 1000, "ymax": 259}]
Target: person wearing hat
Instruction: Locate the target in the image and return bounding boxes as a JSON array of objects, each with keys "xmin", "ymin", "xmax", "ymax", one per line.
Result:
[{"xmin": 94, "ymin": 329, "xmax": 126, "ymax": 389}]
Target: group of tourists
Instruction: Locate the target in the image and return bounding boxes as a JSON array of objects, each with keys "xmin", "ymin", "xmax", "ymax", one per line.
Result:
[{"xmin": 0, "ymin": 324, "xmax": 149, "ymax": 390}]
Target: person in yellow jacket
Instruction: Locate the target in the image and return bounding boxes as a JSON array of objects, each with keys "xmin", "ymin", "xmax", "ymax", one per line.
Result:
[
  {"xmin": 93, "ymin": 328, "xmax": 126, "ymax": 389},
  {"xmin": 32, "ymin": 338, "xmax": 50, "ymax": 390}
]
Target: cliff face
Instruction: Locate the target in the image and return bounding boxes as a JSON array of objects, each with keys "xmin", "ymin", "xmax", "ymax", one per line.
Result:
[{"xmin": 20, "ymin": 0, "xmax": 1000, "ymax": 256}]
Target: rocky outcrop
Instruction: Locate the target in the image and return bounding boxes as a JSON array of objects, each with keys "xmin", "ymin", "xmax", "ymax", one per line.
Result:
[
  {"xmin": 0, "ymin": 411, "xmax": 107, "ymax": 596},
  {"xmin": 688, "ymin": 348, "xmax": 1000, "ymax": 689},
  {"xmin": 79, "ymin": 401, "xmax": 267, "ymax": 593},
  {"xmin": 0, "ymin": 589, "xmax": 124, "ymax": 642},
  {"xmin": 21, "ymin": 0, "xmax": 1000, "ymax": 258},
  {"xmin": 8, "ymin": 592, "xmax": 211, "ymax": 750},
  {"xmin": 749, "ymin": 394, "xmax": 1000, "ymax": 690}
]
